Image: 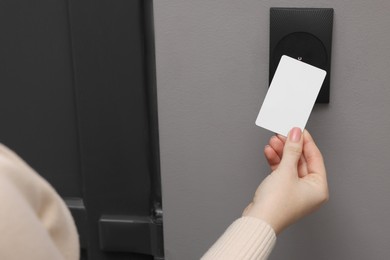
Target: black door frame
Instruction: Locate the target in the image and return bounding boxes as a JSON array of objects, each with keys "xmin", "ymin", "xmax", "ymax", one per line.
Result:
[{"xmin": 66, "ymin": 0, "xmax": 164, "ymax": 259}]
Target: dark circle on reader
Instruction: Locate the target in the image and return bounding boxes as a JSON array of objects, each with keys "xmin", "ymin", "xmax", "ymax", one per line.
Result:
[{"xmin": 273, "ymin": 32, "xmax": 328, "ymax": 70}]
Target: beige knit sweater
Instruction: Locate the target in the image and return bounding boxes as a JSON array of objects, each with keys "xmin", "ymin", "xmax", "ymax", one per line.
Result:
[
  {"xmin": 201, "ymin": 217, "xmax": 276, "ymax": 260},
  {"xmin": 0, "ymin": 144, "xmax": 79, "ymax": 260},
  {"xmin": 0, "ymin": 144, "xmax": 275, "ymax": 260}
]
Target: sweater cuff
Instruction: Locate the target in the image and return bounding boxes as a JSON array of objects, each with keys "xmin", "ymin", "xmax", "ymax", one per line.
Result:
[{"xmin": 201, "ymin": 216, "xmax": 276, "ymax": 260}]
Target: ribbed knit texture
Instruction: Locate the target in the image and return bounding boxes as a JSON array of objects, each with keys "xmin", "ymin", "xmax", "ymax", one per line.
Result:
[{"xmin": 201, "ymin": 216, "xmax": 276, "ymax": 260}]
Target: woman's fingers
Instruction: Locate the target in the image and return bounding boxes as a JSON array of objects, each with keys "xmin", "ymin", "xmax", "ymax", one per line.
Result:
[
  {"xmin": 264, "ymin": 145, "xmax": 280, "ymax": 171},
  {"xmin": 269, "ymin": 135, "xmax": 285, "ymax": 158}
]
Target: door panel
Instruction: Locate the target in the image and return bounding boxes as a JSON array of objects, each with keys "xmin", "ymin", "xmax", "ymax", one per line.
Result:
[
  {"xmin": 0, "ymin": 0, "xmax": 163, "ymax": 259},
  {"xmin": 0, "ymin": 0, "xmax": 82, "ymax": 198}
]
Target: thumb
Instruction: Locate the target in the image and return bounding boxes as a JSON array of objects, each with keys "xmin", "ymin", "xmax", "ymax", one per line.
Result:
[{"xmin": 279, "ymin": 127, "xmax": 303, "ymax": 171}]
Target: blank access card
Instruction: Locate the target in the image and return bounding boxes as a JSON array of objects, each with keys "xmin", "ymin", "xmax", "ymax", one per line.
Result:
[{"xmin": 256, "ymin": 55, "xmax": 326, "ymax": 136}]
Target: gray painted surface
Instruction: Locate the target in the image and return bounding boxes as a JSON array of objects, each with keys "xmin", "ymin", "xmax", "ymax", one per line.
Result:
[{"xmin": 154, "ymin": 1, "xmax": 390, "ymax": 259}]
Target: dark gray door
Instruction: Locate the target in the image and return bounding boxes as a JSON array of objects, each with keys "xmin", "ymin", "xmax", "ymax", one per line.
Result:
[{"xmin": 0, "ymin": 0, "xmax": 163, "ymax": 259}]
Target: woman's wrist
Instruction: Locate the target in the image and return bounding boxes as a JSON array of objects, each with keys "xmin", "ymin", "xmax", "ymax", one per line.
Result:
[{"xmin": 242, "ymin": 202, "xmax": 282, "ymax": 235}]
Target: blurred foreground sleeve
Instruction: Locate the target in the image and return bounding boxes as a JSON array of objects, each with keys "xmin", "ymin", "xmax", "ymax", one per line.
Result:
[{"xmin": 0, "ymin": 144, "xmax": 79, "ymax": 260}]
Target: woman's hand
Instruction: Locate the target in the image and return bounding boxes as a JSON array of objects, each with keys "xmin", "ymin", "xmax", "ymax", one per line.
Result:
[{"xmin": 243, "ymin": 128, "xmax": 329, "ymax": 235}]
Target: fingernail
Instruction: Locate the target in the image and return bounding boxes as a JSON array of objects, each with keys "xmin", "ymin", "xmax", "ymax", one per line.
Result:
[{"xmin": 289, "ymin": 127, "xmax": 302, "ymax": 143}]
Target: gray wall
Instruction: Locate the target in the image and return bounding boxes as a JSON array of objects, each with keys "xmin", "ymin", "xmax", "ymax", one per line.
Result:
[{"xmin": 154, "ymin": 1, "xmax": 390, "ymax": 259}]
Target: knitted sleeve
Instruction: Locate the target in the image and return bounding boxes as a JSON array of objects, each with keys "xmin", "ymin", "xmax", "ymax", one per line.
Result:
[
  {"xmin": 201, "ymin": 216, "xmax": 276, "ymax": 260},
  {"xmin": 0, "ymin": 144, "xmax": 79, "ymax": 260}
]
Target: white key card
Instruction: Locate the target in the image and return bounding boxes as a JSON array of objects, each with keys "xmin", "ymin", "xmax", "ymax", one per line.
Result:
[{"xmin": 255, "ymin": 55, "xmax": 326, "ymax": 136}]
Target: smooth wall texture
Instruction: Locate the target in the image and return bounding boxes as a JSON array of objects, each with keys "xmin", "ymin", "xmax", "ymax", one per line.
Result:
[{"xmin": 154, "ymin": 1, "xmax": 390, "ymax": 259}]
